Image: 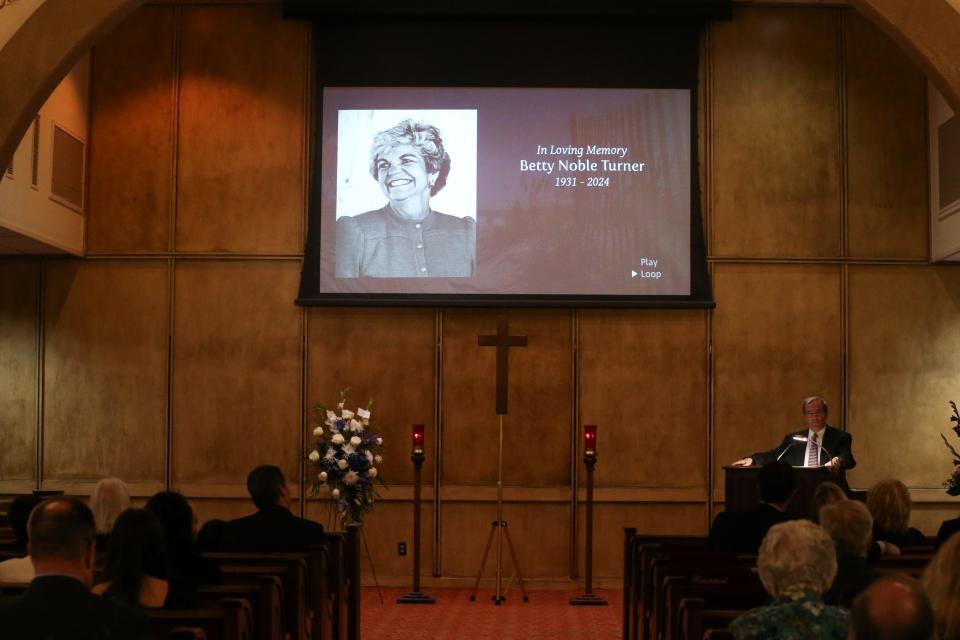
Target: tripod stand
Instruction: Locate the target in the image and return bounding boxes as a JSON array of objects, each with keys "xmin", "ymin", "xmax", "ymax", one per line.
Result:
[
  {"xmin": 469, "ymin": 416, "xmax": 529, "ymax": 604},
  {"xmin": 469, "ymin": 319, "xmax": 530, "ymax": 605}
]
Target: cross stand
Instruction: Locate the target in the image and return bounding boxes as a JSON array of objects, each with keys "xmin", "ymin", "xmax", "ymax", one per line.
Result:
[{"xmin": 469, "ymin": 318, "xmax": 530, "ymax": 605}]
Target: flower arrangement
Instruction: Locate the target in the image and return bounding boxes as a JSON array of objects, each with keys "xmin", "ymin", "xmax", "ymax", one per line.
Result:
[
  {"xmin": 940, "ymin": 401, "xmax": 960, "ymax": 496},
  {"xmin": 307, "ymin": 389, "xmax": 386, "ymax": 524}
]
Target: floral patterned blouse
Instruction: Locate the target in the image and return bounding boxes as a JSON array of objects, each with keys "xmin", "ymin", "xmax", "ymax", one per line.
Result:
[{"xmin": 730, "ymin": 588, "xmax": 849, "ymax": 640}]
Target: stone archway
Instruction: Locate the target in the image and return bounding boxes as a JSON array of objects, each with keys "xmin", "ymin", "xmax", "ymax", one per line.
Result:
[
  {"xmin": 851, "ymin": 0, "xmax": 960, "ymax": 114},
  {"xmin": 3, "ymin": 0, "xmax": 960, "ymax": 171},
  {"xmin": 0, "ymin": 0, "xmax": 144, "ymax": 169}
]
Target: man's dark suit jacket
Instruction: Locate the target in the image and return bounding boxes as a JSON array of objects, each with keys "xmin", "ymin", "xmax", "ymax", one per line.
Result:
[
  {"xmin": 0, "ymin": 574, "xmax": 152, "ymax": 639},
  {"xmin": 750, "ymin": 425, "xmax": 856, "ymax": 469},
  {"xmin": 219, "ymin": 504, "xmax": 325, "ymax": 553},
  {"xmin": 936, "ymin": 517, "xmax": 960, "ymax": 549},
  {"xmin": 707, "ymin": 502, "xmax": 796, "ymax": 553}
]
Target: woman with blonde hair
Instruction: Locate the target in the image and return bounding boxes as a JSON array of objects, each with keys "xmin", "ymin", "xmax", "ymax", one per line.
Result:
[
  {"xmin": 809, "ymin": 481, "xmax": 847, "ymax": 523},
  {"xmin": 922, "ymin": 533, "xmax": 960, "ymax": 639},
  {"xmin": 866, "ymin": 479, "xmax": 925, "ymax": 547},
  {"xmin": 89, "ymin": 477, "xmax": 131, "ymax": 551}
]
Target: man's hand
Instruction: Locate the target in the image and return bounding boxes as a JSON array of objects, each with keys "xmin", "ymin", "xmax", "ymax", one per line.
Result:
[
  {"xmin": 732, "ymin": 457, "xmax": 753, "ymax": 467},
  {"xmin": 825, "ymin": 456, "xmax": 842, "ymax": 472}
]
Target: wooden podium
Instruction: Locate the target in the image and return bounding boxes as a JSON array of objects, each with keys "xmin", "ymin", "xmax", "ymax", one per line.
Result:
[{"xmin": 723, "ymin": 466, "xmax": 846, "ymax": 519}]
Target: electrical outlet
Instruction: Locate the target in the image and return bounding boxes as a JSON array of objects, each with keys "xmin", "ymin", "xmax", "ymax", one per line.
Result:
[{"xmin": 398, "ymin": 541, "xmax": 407, "ymax": 556}]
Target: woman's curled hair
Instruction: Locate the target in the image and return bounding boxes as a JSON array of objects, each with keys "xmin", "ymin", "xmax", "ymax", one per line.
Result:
[{"xmin": 369, "ymin": 119, "xmax": 451, "ymax": 196}]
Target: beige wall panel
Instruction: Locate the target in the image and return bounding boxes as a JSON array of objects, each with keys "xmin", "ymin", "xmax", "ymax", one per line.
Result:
[
  {"xmin": 578, "ymin": 310, "xmax": 708, "ymax": 489},
  {"xmin": 306, "ymin": 307, "xmax": 436, "ymax": 487},
  {"xmin": 576, "ymin": 503, "xmax": 707, "ymax": 577},
  {"xmin": 87, "ymin": 6, "xmax": 175, "ymax": 254},
  {"xmin": 712, "ymin": 264, "xmax": 842, "ymax": 498},
  {"xmin": 913, "ymin": 504, "xmax": 960, "ymax": 538},
  {"xmin": 848, "ymin": 266, "xmax": 960, "ymax": 490},
  {"xmin": 710, "ymin": 8, "xmax": 841, "ymax": 258},
  {"xmin": 441, "ymin": 309, "xmax": 573, "ymax": 487},
  {"xmin": 441, "ymin": 502, "xmax": 569, "ymax": 578},
  {"xmin": 172, "ymin": 260, "xmax": 301, "ymax": 486},
  {"xmin": 307, "ymin": 500, "xmax": 434, "ymax": 579},
  {"xmin": 176, "ymin": 6, "xmax": 305, "ymax": 254},
  {"xmin": 845, "ymin": 11, "xmax": 927, "ymax": 259},
  {"xmin": 0, "ymin": 260, "xmax": 39, "ymax": 481},
  {"xmin": 43, "ymin": 260, "xmax": 169, "ymax": 483}
]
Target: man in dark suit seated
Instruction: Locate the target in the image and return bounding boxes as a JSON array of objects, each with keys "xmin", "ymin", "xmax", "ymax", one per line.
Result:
[
  {"xmin": 731, "ymin": 396, "xmax": 856, "ymax": 472},
  {"xmin": 218, "ymin": 465, "xmax": 325, "ymax": 552},
  {"xmin": 0, "ymin": 497, "xmax": 152, "ymax": 639},
  {"xmin": 708, "ymin": 460, "xmax": 797, "ymax": 553}
]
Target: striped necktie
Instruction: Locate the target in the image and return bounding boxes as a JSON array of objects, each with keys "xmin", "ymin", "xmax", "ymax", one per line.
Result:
[{"xmin": 807, "ymin": 432, "xmax": 820, "ymax": 466}]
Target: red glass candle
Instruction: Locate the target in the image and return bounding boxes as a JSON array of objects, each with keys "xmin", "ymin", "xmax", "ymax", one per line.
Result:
[
  {"xmin": 584, "ymin": 424, "xmax": 597, "ymax": 455},
  {"xmin": 412, "ymin": 424, "xmax": 425, "ymax": 452}
]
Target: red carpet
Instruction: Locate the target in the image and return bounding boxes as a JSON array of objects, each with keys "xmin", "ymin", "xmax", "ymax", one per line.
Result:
[{"xmin": 361, "ymin": 587, "xmax": 621, "ymax": 639}]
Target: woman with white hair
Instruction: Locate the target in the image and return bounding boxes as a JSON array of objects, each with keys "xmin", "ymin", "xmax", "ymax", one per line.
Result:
[
  {"xmin": 730, "ymin": 519, "xmax": 849, "ymax": 639},
  {"xmin": 89, "ymin": 477, "xmax": 131, "ymax": 551}
]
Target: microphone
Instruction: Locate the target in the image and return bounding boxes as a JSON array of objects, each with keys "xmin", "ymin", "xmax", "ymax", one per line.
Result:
[
  {"xmin": 791, "ymin": 435, "xmax": 833, "ymax": 466},
  {"xmin": 776, "ymin": 437, "xmax": 803, "ymax": 462}
]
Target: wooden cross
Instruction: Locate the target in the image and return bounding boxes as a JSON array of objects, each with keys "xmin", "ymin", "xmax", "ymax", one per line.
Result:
[{"xmin": 478, "ymin": 318, "xmax": 527, "ymax": 415}]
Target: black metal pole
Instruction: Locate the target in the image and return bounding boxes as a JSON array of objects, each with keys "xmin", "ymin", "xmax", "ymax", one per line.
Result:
[
  {"xmin": 398, "ymin": 449, "xmax": 435, "ymax": 604},
  {"xmin": 571, "ymin": 451, "xmax": 607, "ymax": 605}
]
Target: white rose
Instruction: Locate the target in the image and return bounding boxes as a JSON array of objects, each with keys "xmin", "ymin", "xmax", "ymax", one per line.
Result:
[
  {"xmin": 357, "ymin": 408, "xmax": 371, "ymax": 419},
  {"xmin": 374, "ymin": 455, "xmax": 382, "ymax": 464},
  {"xmin": 308, "ymin": 450, "xmax": 320, "ymax": 462},
  {"xmin": 341, "ymin": 409, "xmax": 355, "ymax": 419},
  {"xmin": 331, "ymin": 433, "xmax": 345, "ymax": 445},
  {"xmin": 376, "ymin": 437, "xmax": 383, "ymax": 445},
  {"xmin": 350, "ymin": 436, "xmax": 362, "ymax": 446},
  {"xmin": 368, "ymin": 467, "xmax": 378, "ymax": 478},
  {"xmin": 331, "ymin": 488, "xmax": 340, "ymax": 498},
  {"xmin": 350, "ymin": 419, "xmax": 363, "ymax": 432},
  {"xmin": 319, "ymin": 471, "xmax": 327, "ymax": 481},
  {"xmin": 313, "ymin": 426, "xmax": 323, "ymax": 437},
  {"xmin": 337, "ymin": 459, "xmax": 348, "ymax": 470}
]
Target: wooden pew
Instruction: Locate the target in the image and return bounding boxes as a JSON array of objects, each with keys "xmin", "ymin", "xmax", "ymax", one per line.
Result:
[
  {"xmin": 622, "ymin": 532, "xmax": 710, "ymax": 640},
  {"xmin": 147, "ymin": 598, "xmax": 252, "ymax": 640},
  {"xmin": 647, "ymin": 552, "xmax": 755, "ymax": 640},
  {"xmin": 664, "ymin": 582, "xmax": 764, "ymax": 640},
  {"xmin": 197, "ymin": 575, "xmax": 284, "ymax": 640},
  {"xmin": 211, "ymin": 557, "xmax": 307, "ymax": 640},
  {"xmin": 678, "ymin": 598, "xmax": 744, "ymax": 640}
]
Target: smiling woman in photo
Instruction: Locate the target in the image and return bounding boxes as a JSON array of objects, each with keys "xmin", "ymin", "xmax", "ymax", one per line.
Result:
[{"xmin": 335, "ymin": 119, "xmax": 475, "ymax": 278}]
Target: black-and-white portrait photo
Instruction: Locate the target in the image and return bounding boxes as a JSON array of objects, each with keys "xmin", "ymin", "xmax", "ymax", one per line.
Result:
[{"xmin": 334, "ymin": 110, "xmax": 478, "ymax": 278}]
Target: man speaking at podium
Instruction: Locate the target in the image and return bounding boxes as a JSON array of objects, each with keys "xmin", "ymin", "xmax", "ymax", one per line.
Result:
[{"xmin": 731, "ymin": 396, "xmax": 856, "ymax": 471}]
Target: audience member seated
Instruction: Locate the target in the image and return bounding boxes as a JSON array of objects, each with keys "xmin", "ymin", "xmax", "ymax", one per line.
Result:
[
  {"xmin": 730, "ymin": 520, "xmax": 848, "ymax": 640},
  {"xmin": 0, "ymin": 495, "xmax": 41, "ymax": 582},
  {"xmin": 935, "ymin": 512, "xmax": 960, "ymax": 549},
  {"xmin": 0, "ymin": 497, "xmax": 152, "ymax": 639},
  {"xmin": 820, "ymin": 500, "xmax": 879, "ymax": 607},
  {"xmin": 218, "ymin": 465, "xmax": 325, "ymax": 553},
  {"xmin": 867, "ymin": 479, "xmax": 925, "ymax": 548},
  {"xmin": 850, "ymin": 575, "xmax": 935, "ymax": 640},
  {"xmin": 922, "ymin": 533, "xmax": 960, "ymax": 640},
  {"xmin": 93, "ymin": 508, "xmax": 185, "ymax": 608},
  {"xmin": 708, "ymin": 460, "xmax": 796, "ymax": 553},
  {"xmin": 89, "ymin": 477, "xmax": 131, "ymax": 552},
  {"xmin": 197, "ymin": 518, "xmax": 226, "ymax": 552},
  {"xmin": 809, "ymin": 481, "xmax": 847, "ymax": 523},
  {"xmin": 146, "ymin": 491, "xmax": 223, "ymax": 593}
]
